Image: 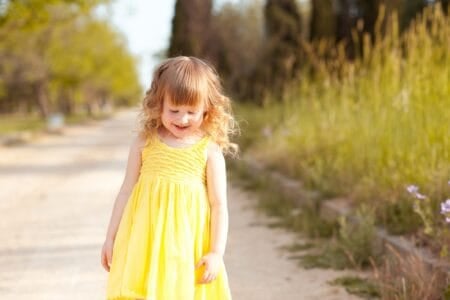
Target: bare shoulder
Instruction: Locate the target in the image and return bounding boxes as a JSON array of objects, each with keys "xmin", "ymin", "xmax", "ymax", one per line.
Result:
[
  {"xmin": 207, "ymin": 141, "xmax": 225, "ymax": 165},
  {"xmin": 130, "ymin": 133, "xmax": 147, "ymax": 151}
]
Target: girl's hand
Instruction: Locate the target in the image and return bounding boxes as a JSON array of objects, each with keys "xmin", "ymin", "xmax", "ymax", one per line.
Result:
[
  {"xmin": 195, "ymin": 252, "xmax": 223, "ymax": 284},
  {"xmin": 101, "ymin": 239, "xmax": 114, "ymax": 272}
]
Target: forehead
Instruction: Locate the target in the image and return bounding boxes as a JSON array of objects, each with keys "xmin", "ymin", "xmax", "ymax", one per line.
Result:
[{"xmin": 163, "ymin": 94, "xmax": 204, "ymax": 109}]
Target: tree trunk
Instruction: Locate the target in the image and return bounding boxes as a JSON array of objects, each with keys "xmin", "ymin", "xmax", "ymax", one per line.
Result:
[
  {"xmin": 168, "ymin": 0, "xmax": 213, "ymax": 58},
  {"xmin": 35, "ymin": 81, "xmax": 49, "ymax": 119},
  {"xmin": 310, "ymin": 0, "xmax": 336, "ymax": 40}
]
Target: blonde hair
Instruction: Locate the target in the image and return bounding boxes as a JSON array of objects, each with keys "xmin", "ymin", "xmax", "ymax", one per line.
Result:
[{"xmin": 139, "ymin": 56, "xmax": 238, "ymax": 155}]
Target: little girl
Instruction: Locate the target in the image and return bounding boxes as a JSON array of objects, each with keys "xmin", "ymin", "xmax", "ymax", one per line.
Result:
[{"xmin": 101, "ymin": 56, "xmax": 238, "ymax": 300}]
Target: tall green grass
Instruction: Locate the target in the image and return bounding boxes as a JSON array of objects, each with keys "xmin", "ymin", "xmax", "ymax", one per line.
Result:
[{"xmin": 238, "ymin": 5, "xmax": 449, "ymax": 236}]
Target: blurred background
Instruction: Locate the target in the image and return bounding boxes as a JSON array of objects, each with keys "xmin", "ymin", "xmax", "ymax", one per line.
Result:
[
  {"xmin": 0, "ymin": 0, "xmax": 449, "ymax": 299},
  {"xmin": 1, "ymin": 0, "xmax": 448, "ymax": 119}
]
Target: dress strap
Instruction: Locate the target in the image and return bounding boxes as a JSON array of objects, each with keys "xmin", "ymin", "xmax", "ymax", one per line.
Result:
[
  {"xmin": 195, "ymin": 135, "xmax": 210, "ymax": 151},
  {"xmin": 193, "ymin": 136, "xmax": 210, "ymax": 164}
]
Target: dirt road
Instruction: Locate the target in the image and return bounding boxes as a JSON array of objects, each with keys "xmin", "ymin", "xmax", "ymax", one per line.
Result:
[{"xmin": 0, "ymin": 110, "xmax": 360, "ymax": 299}]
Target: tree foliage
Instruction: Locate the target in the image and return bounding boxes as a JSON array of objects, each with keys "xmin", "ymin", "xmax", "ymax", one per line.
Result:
[{"xmin": 0, "ymin": 0, "xmax": 141, "ymax": 118}]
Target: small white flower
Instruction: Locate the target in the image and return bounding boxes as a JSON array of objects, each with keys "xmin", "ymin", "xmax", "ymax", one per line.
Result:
[
  {"xmin": 415, "ymin": 193, "xmax": 427, "ymax": 200},
  {"xmin": 441, "ymin": 199, "xmax": 450, "ymax": 214},
  {"xmin": 406, "ymin": 185, "xmax": 419, "ymax": 194}
]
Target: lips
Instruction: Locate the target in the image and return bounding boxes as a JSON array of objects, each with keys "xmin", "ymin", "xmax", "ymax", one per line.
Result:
[{"xmin": 174, "ymin": 124, "xmax": 189, "ymax": 130}]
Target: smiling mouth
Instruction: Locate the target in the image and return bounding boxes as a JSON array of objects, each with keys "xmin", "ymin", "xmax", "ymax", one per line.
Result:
[{"xmin": 174, "ymin": 124, "xmax": 189, "ymax": 130}]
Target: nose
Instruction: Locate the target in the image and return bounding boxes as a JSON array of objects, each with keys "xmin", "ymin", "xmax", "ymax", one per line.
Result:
[{"xmin": 179, "ymin": 113, "xmax": 189, "ymax": 124}]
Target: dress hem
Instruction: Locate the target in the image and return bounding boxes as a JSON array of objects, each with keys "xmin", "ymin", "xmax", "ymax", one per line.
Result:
[{"xmin": 107, "ymin": 288, "xmax": 151, "ymax": 300}]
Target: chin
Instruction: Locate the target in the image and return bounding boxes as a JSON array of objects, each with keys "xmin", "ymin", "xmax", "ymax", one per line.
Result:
[{"xmin": 171, "ymin": 129, "xmax": 190, "ymax": 138}]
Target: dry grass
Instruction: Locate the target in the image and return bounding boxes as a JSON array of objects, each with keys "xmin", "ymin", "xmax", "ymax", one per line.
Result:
[{"xmin": 373, "ymin": 245, "xmax": 449, "ymax": 300}]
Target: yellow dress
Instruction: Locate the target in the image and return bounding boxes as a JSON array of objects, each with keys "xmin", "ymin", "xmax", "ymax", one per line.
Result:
[{"xmin": 106, "ymin": 133, "xmax": 232, "ymax": 300}]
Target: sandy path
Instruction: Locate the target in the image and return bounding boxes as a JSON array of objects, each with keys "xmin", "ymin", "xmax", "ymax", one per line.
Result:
[{"xmin": 0, "ymin": 110, "xmax": 360, "ymax": 300}]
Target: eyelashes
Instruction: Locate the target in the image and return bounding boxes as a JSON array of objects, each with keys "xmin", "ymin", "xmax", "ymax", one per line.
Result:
[{"xmin": 170, "ymin": 110, "xmax": 198, "ymax": 115}]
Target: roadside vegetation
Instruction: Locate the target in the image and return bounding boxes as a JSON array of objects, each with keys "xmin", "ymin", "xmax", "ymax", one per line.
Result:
[{"xmin": 230, "ymin": 5, "xmax": 449, "ymax": 299}]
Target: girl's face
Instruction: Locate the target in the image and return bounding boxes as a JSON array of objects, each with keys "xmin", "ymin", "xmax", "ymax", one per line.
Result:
[{"xmin": 161, "ymin": 96, "xmax": 206, "ymax": 140}]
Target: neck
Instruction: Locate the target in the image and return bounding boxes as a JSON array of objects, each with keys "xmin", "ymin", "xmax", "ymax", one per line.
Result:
[{"xmin": 159, "ymin": 128, "xmax": 203, "ymax": 144}]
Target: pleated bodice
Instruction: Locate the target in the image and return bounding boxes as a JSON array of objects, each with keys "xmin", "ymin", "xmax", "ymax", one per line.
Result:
[{"xmin": 140, "ymin": 134, "xmax": 209, "ymax": 185}]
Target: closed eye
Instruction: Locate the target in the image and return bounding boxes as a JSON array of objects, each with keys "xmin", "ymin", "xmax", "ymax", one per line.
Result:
[{"xmin": 170, "ymin": 110, "xmax": 179, "ymax": 113}]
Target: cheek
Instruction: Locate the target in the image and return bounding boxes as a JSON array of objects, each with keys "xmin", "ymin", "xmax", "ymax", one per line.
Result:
[
  {"xmin": 161, "ymin": 111, "xmax": 172, "ymax": 123},
  {"xmin": 194, "ymin": 114, "xmax": 204, "ymax": 123}
]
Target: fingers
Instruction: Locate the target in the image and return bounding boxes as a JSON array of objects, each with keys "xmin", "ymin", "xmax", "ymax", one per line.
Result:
[
  {"xmin": 100, "ymin": 248, "xmax": 112, "ymax": 272},
  {"xmin": 199, "ymin": 262, "xmax": 217, "ymax": 284},
  {"xmin": 101, "ymin": 252, "xmax": 110, "ymax": 272},
  {"xmin": 200, "ymin": 270, "xmax": 217, "ymax": 284},
  {"xmin": 196, "ymin": 255, "xmax": 220, "ymax": 284},
  {"xmin": 107, "ymin": 251, "xmax": 112, "ymax": 267},
  {"xmin": 195, "ymin": 257, "xmax": 205, "ymax": 269}
]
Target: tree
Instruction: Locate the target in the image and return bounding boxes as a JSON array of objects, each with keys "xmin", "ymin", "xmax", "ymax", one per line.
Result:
[
  {"xmin": 168, "ymin": 0, "xmax": 212, "ymax": 58},
  {"xmin": 0, "ymin": 0, "xmax": 141, "ymax": 117},
  {"xmin": 333, "ymin": 0, "xmax": 396, "ymax": 58},
  {"xmin": 48, "ymin": 19, "xmax": 141, "ymax": 115},
  {"xmin": 310, "ymin": 0, "xmax": 336, "ymax": 40},
  {"xmin": 208, "ymin": 1, "xmax": 264, "ymax": 95},
  {"xmin": 256, "ymin": 0, "xmax": 304, "ymax": 102}
]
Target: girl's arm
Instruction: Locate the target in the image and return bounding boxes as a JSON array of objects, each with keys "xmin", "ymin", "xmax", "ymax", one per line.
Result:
[
  {"xmin": 195, "ymin": 143, "xmax": 230, "ymax": 283},
  {"xmin": 104, "ymin": 134, "xmax": 145, "ymax": 243},
  {"xmin": 206, "ymin": 143, "xmax": 229, "ymax": 256}
]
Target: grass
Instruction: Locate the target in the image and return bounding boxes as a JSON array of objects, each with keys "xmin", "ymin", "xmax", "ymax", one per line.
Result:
[
  {"xmin": 0, "ymin": 114, "xmax": 46, "ymax": 134},
  {"xmin": 229, "ymin": 159, "xmax": 338, "ymax": 238},
  {"xmin": 373, "ymin": 245, "xmax": 449, "ymax": 300},
  {"xmin": 232, "ymin": 5, "xmax": 450, "ymax": 298},
  {"xmin": 330, "ymin": 276, "xmax": 380, "ymax": 299},
  {"xmin": 65, "ymin": 111, "xmax": 112, "ymax": 124},
  {"xmin": 378, "ymin": 198, "xmax": 423, "ymax": 235},
  {"xmin": 281, "ymin": 241, "xmax": 315, "ymax": 252},
  {"xmin": 0, "ymin": 111, "xmax": 112, "ymax": 135},
  {"xmin": 298, "ymin": 245, "xmax": 351, "ymax": 270},
  {"xmin": 297, "ymin": 206, "xmax": 381, "ymax": 271},
  {"xmin": 235, "ymin": 4, "xmax": 449, "ymax": 246},
  {"xmin": 229, "ymin": 158, "xmax": 382, "ymax": 271},
  {"xmin": 230, "ymin": 157, "xmax": 449, "ymax": 298}
]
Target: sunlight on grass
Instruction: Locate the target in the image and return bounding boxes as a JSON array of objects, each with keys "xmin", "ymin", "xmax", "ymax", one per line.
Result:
[
  {"xmin": 238, "ymin": 5, "xmax": 449, "ymax": 238},
  {"xmin": 0, "ymin": 111, "xmax": 112, "ymax": 135},
  {"xmin": 0, "ymin": 114, "xmax": 45, "ymax": 134}
]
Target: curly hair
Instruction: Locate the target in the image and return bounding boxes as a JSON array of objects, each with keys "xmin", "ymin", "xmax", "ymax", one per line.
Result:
[{"xmin": 138, "ymin": 56, "xmax": 239, "ymax": 155}]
